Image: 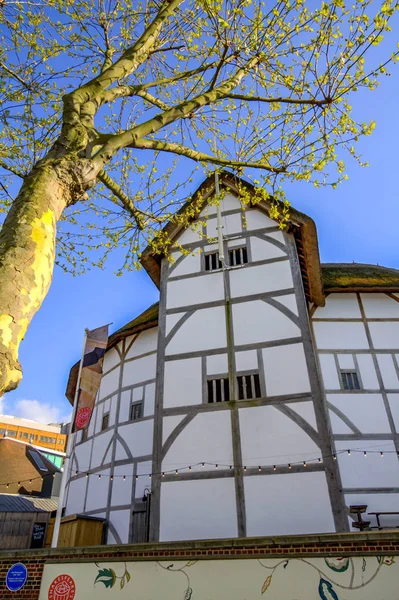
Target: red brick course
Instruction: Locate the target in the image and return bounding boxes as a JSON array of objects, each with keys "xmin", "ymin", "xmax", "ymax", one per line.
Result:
[{"xmin": 1, "ymin": 531, "xmax": 398, "ymax": 599}]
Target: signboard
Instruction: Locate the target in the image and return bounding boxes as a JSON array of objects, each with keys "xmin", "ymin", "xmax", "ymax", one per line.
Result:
[
  {"xmin": 6, "ymin": 562, "xmax": 27, "ymax": 592},
  {"xmin": 31, "ymin": 522, "xmax": 47, "ymax": 549},
  {"xmin": 38, "ymin": 556, "xmax": 398, "ymax": 600}
]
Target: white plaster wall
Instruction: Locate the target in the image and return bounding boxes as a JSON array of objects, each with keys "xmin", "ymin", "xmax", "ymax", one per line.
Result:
[
  {"xmin": 99, "ymin": 367, "xmax": 120, "ymax": 400},
  {"xmin": 165, "ymin": 313, "xmax": 184, "ymax": 336},
  {"xmin": 262, "ymin": 343, "xmax": 310, "ymax": 396},
  {"xmin": 289, "ymin": 402, "xmax": 318, "ymax": 429},
  {"xmin": 65, "ymin": 477, "xmax": 87, "ymax": 515},
  {"xmin": 328, "ymin": 410, "xmax": 354, "ymax": 434},
  {"xmin": 160, "ymin": 478, "xmax": 238, "ymax": 541},
  {"xmin": 327, "ymin": 394, "xmax": 391, "ymax": 433},
  {"xmin": 166, "ymin": 307, "xmax": 227, "ymax": 354},
  {"xmin": 230, "ymin": 260, "xmax": 293, "ymax": 298},
  {"xmin": 90, "ymin": 430, "xmax": 113, "ymax": 469},
  {"xmin": 164, "ymin": 357, "xmax": 202, "ymax": 408},
  {"xmin": 249, "ymin": 236, "xmax": 286, "ymax": 262},
  {"xmin": 239, "ymin": 405, "xmax": 319, "ymax": 466},
  {"xmin": 162, "ymin": 416, "xmax": 185, "ymax": 444},
  {"xmin": 245, "ymin": 472, "xmax": 335, "ymax": 536},
  {"xmin": 85, "ymin": 468, "xmax": 110, "ymax": 511},
  {"xmin": 313, "ymin": 322, "xmax": 369, "ymax": 350},
  {"xmin": 277, "ymin": 293, "xmax": 298, "ymax": 315},
  {"xmin": 122, "ymin": 354, "xmax": 157, "ymax": 387},
  {"xmin": 115, "ymin": 436, "xmax": 132, "ymax": 461},
  {"xmin": 162, "ymin": 411, "xmax": 233, "ymax": 471},
  {"xmin": 166, "ymin": 272, "xmax": 224, "ymax": 309},
  {"xmin": 144, "ymin": 382, "xmax": 156, "ymax": 416},
  {"xmin": 235, "ymin": 350, "xmax": 258, "ymax": 372},
  {"xmin": 369, "ymin": 322, "xmax": 399, "ymax": 349},
  {"xmin": 125, "ymin": 328, "xmax": 158, "ymax": 359},
  {"xmin": 245, "ymin": 208, "xmax": 276, "ymax": 230},
  {"xmin": 318, "ymin": 354, "xmax": 340, "ymax": 389},
  {"xmin": 233, "ymin": 301, "xmax": 300, "ymax": 346},
  {"xmin": 356, "ymin": 354, "xmax": 379, "ymax": 388},
  {"xmin": 335, "ymin": 441, "xmax": 399, "ymax": 488},
  {"xmin": 119, "ymin": 390, "xmax": 131, "ymax": 423},
  {"xmin": 103, "ymin": 347, "xmax": 121, "ymax": 374},
  {"xmin": 118, "ymin": 420, "xmax": 154, "ymax": 457},
  {"xmin": 361, "ymin": 293, "xmax": 399, "ymax": 318},
  {"xmin": 169, "ymin": 252, "xmax": 201, "ymax": 277},
  {"xmin": 207, "ymin": 353, "xmax": 228, "ymax": 375},
  {"xmin": 337, "ymin": 354, "xmax": 355, "ymax": 369},
  {"xmin": 206, "ymin": 212, "xmax": 242, "ymax": 237},
  {"xmin": 109, "ymin": 509, "xmax": 131, "ymax": 544},
  {"xmin": 388, "ymin": 393, "xmax": 399, "ymax": 429},
  {"xmin": 135, "ymin": 461, "xmax": 152, "ymax": 499},
  {"xmin": 111, "ymin": 464, "xmax": 134, "ymax": 506},
  {"xmin": 176, "ymin": 224, "xmax": 204, "ymax": 245},
  {"xmin": 377, "ymin": 354, "xmax": 399, "ymax": 388},
  {"xmin": 313, "ymin": 293, "xmax": 361, "ymax": 318},
  {"xmin": 73, "ymin": 440, "xmax": 92, "ymax": 471}
]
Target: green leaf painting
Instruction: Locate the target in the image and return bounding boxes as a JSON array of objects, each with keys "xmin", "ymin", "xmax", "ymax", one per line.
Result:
[
  {"xmin": 95, "ymin": 568, "xmax": 117, "ymax": 589},
  {"xmin": 324, "ymin": 557, "xmax": 349, "ymax": 573},
  {"xmin": 318, "ymin": 578, "xmax": 339, "ymax": 600}
]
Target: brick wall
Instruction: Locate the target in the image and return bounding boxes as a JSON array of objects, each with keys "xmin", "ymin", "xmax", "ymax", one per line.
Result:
[{"xmin": 1, "ymin": 531, "xmax": 399, "ymax": 599}]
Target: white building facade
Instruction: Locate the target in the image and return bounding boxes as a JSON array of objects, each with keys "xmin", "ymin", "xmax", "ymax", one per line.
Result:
[{"xmin": 64, "ymin": 174, "xmax": 399, "ymax": 545}]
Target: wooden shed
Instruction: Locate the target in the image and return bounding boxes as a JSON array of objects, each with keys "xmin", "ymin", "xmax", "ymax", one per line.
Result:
[
  {"xmin": 45, "ymin": 514, "xmax": 106, "ymax": 548},
  {"xmin": 0, "ymin": 494, "xmax": 57, "ymax": 550}
]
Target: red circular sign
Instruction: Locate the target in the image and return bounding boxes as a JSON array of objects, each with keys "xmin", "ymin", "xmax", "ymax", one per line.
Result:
[
  {"xmin": 75, "ymin": 407, "xmax": 92, "ymax": 430},
  {"xmin": 48, "ymin": 574, "xmax": 76, "ymax": 600}
]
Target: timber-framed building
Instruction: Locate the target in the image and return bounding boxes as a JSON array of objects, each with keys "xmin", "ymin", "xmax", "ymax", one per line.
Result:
[{"xmin": 64, "ymin": 173, "xmax": 399, "ymax": 545}]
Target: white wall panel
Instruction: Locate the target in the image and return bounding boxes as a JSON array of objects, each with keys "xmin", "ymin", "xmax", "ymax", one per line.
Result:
[
  {"xmin": 230, "ymin": 261, "xmax": 293, "ymax": 298},
  {"xmin": 249, "ymin": 237, "xmax": 286, "ymax": 261},
  {"xmin": 318, "ymin": 354, "xmax": 340, "ymax": 389},
  {"xmin": 103, "ymin": 348, "xmax": 121, "ymax": 374},
  {"xmin": 164, "ymin": 358, "xmax": 202, "ymax": 408},
  {"xmin": 356, "ymin": 354, "xmax": 379, "ymax": 388},
  {"xmin": 166, "ymin": 307, "xmax": 227, "ymax": 354},
  {"xmin": 245, "ymin": 472, "xmax": 334, "ymax": 536},
  {"xmin": 109, "ymin": 395, "xmax": 117, "ymax": 427},
  {"xmin": 144, "ymin": 382, "xmax": 156, "ymax": 416},
  {"xmin": 245, "ymin": 208, "xmax": 276, "ymax": 230},
  {"xmin": 313, "ymin": 293, "xmax": 361, "ymax": 318},
  {"xmin": 115, "ymin": 437, "xmax": 130, "ymax": 461},
  {"xmin": 132, "ymin": 386, "xmax": 144, "ymax": 402},
  {"xmin": 290, "ymin": 402, "xmax": 318, "ymax": 429},
  {"xmin": 169, "ymin": 252, "xmax": 201, "ymax": 277},
  {"xmin": 369, "ymin": 322, "xmax": 399, "ymax": 349},
  {"xmin": 122, "ymin": 354, "xmax": 157, "ymax": 387},
  {"xmin": 135, "ymin": 461, "xmax": 152, "ymax": 499},
  {"xmin": 65, "ymin": 477, "xmax": 87, "ymax": 515},
  {"xmin": 162, "ymin": 412, "xmax": 233, "ymax": 471},
  {"xmin": 165, "ymin": 313, "xmax": 183, "ymax": 336},
  {"xmin": 119, "ymin": 390, "xmax": 131, "ymax": 423},
  {"xmin": 125, "ymin": 328, "xmax": 158, "ymax": 359},
  {"xmin": 206, "ymin": 212, "xmax": 242, "ymax": 237},
  {"xmin": 327, "ymin": 394, "xmax": 391, "ymax": 433},
  {"xmin": 162, "ymin": 416, "xmax": 185, "ymax": 444},
  {"xmin": 235, "ymin": 350, "xmax": 258, "ymax": 372},
  {"xmin": 177, "ymin": 225, "xmax": 204, "ymax": 245},
  {"xmin": 361, "ymin": 293, "xmax": 399, "ymax": 318},
  {"xmin": 313, "ymin": 322, "xmax": 368, "ymax": 350},
  {"xmin": 85, "ymin": 468, "xmax": 110, "ymax": 511},
  {"xmin": 388, "ymin": 394, "xmax": 399, "ymax": 429},
  {"xmin": 207, "ymin": 353, "xmax": 228, "ymax": 375},
  {"xmin": 239, "ymin": 405, "xmax": 318, "ymax": 466},
  {"xmin": 119, "ymin": 420, "xmax": 154, "ymax": 457},
  {"xmin": 337, "ymin": 354, "xmax": 355, "ymax": 369},
  {"xmin": 328, "ymin": 410, "xmax": 354, "ymax": 434},
  {"xmin": 73, "ymin": 439, "xmax": 92, "ymax": 470},
  {"xmin": 160, "ymin": 478, "xmax": 237, "ymax": 541},
  {"xmin": 111, "ymin": 464, "xmax": 134, "ymax": 506},
  {"xmin": 377, "ymin": 355, "xmax": 399, "ymax": 389},
  {"xmin": 276, "ymin": 293, "xmax": 298, "ymax": 316},
  {"xmin": 335, "ymin": 441, "xmax": 399, "ymax": 488},
  {"xmin": 167, "ymin": 272, "xmax": 224, "ymax": 309},
  {"xmin": 233, "ymin": 301, "xmax": 300, "ymax": 346},
  {"xmin": 262, "ymin": 344, "xmax": 310, "ymax": 397},
  {"xmin": 91, "ymin": 430, "xmax": 113, "ymax": 469},
  {"xmin": 109, "ymin": 509, "xmax": 131, "ymax": 544},
  {"xmin": 99, "ymin": 367, "xmax": 120, "ymax": 400}
]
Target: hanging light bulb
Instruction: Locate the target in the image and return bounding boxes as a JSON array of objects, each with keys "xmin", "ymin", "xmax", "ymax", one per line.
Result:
[
  {"xmin": 364, "ymin": 451, "xmax": 367, "ymax": 457},
  {"xmin": 318, "ymin": 457, "xmax": 322, "ymax": 463},
  {"xmin": 347, "ymin": 449, "xmax": 351, "ymax": 456},
  {"xmin": 288, "ymin": 464, "xmax": 291, "ymax": 470},
  {"xmin": 149, "ymin": 474, "xmax": 152, "ymax": 479},
  {"xmin": 258, "ymin": 466, "xmax": 262, "ymax": 472},
  {"xmin": 135, "ymin": 475, "xmax": 138, "ymax": 481},
  {"xmin": 175, "ymin": 469, "xmax": 178, "ymax": 475},
  {"xmin": 189, "ymin": 466, "xmax": 192, "ymax": 472},
  {"xmin": 98, "ymin": 474, "xmax": 101, "ymax": 479},
  {"xmin": 123, "ymin": 475, "xmax": 126, "ymax": 481},
  {"xmin": 381, "ymin": 451, "xmax": 384, "ymax": 457},
  {"xmin": 215, "ymin": 464, "xmax": 218, "ymax": 469},
  {"xmin": 162, "ymin": 472, "xmax": 165, "ymax": 478},
  {"xmin": 333, "ymin": 454, "xmax": 337, "ymax": 460},
  {"xmin": 243, "ymin": 466, "xmax": 247, "ymax": 472},
  {"xmin": 303, "ymin": 461, "xmax": 307, "ymax": 468},
  {"xmin": 273, "ymin": 465, "xmax": 276, "ymax": 471},
  {"xmin": 201, "ymin": 463, "xmax": 204, "ymax": 468}
]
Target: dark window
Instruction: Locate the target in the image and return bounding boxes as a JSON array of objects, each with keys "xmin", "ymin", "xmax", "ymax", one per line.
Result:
[
  {"xmin": 207, "ymin": 377, "xmax": 230, "ymax": 403},
  {"xmin": 341, "ymin": 371, "xmax": 360, "ymax": 390},
  {"xmin": 131, "ymin": 402, "xmax": 143, "ymax": 421},
  {"xmin": 228, "ymin": 246, "xmax": 248, "ymax": 267},
  {"xmin": 81, "ymin": 428, "xmax": 88, "ymax": 442},
  {"xmin": 29, "ymin": 450, "xmax": 47, "ymax": 471},
  {"xmin": 237, "ymin": 374, "xmax": 262, "ymax": 400},
  {"xmin": 204, "ymin": 251, "xmax": 222, "ymax": 272},
  {"xmin": 101, "ymin": 413, "xmax": 110, "ymax": 431}
]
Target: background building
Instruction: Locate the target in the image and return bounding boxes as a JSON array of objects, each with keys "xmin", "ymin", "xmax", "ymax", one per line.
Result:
[
  {"xmin": 0, "ymin": 414, "xmax": 67, "ymax": 452},
  {"xmin": 64, "ymin": 173, "xmax": 399, "ymax": 545}
]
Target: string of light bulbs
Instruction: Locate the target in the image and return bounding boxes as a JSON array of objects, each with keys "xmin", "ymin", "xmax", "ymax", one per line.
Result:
[{"xmin": 1, "ymin": 447, "xmax": 397, "ymax": 488}]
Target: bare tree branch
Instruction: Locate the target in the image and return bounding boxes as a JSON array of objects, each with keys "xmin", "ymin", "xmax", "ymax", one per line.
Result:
[{"xmin": 97, "ymin": 170, "xmax": 144, "ymax": 230}]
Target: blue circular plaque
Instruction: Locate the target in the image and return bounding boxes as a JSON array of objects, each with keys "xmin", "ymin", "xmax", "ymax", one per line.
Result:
[{"xmin": 6, "ymin": 563, "xmax": 27, "ymax": 591}]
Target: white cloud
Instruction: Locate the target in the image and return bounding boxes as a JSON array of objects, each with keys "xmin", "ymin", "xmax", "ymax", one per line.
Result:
[{"xmin": 3, "ymin": 398, "xmax": 71, "ymax": 425}]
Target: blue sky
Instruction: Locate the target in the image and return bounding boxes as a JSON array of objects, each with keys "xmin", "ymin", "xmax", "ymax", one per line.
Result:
[{"xmin": 2, "ymin": 44, "xmax": 399, "ymax": 425}]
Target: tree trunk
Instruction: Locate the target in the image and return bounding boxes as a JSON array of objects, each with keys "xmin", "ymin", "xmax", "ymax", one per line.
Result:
[{"xmin": 0, "ymin": 156, "xmax": 94, "ymax": 395}]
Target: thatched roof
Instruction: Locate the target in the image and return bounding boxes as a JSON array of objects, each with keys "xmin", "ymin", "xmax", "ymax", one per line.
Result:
[{"xmin": 322, "ymin": 263, "xmax": 399, "ymax": 292}]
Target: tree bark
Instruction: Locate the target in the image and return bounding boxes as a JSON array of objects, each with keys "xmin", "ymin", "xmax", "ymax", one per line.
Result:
[{"xmin": 0, "ymin": 155, "xmax": 95, "ymax": 395}]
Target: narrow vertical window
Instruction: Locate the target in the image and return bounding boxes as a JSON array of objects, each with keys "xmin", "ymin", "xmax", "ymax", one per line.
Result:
[
  {"xmin": 341, "ymin": 371, "xmax": 360, "ymax": 390},
  {"xmin": 130, "ymin": 402, "xmax": 143, "ymax": 421},
  {"xmin": 237, "ymin": 373, "xmax": 261, "ymax": 400},
  {"xmin": 101, "ymin": 412, "xmax": 109, "ymax": 431},
  {"xmin": 228, "ymin": 246, "xmax": 248, "ymax": 267},
  {"xmin": 207, "ymin": 377, "xmax": 230, "ymax": 403},
  {"xmin": 204, "ymin": 251, "xmax": 222, "ymax": 272}
]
